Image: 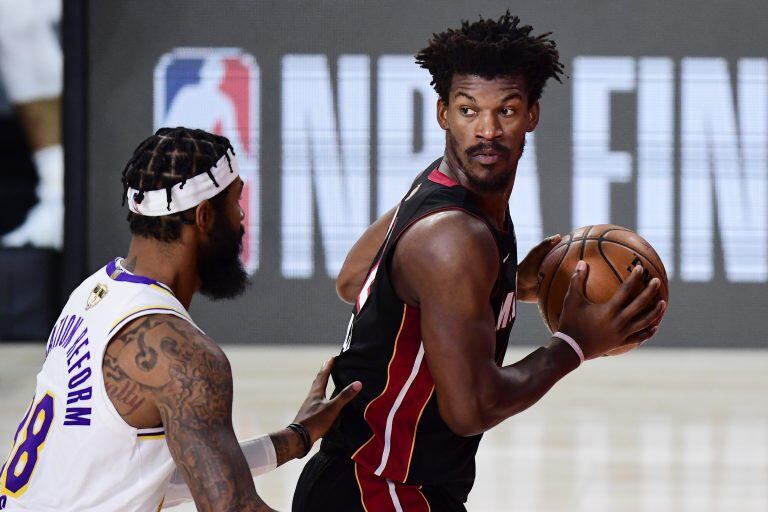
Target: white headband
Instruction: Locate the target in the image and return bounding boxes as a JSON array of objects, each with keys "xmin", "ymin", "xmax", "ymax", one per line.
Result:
[{"xmin": 127, "ymin": 150, "xmax": 239, "ymax": 216}]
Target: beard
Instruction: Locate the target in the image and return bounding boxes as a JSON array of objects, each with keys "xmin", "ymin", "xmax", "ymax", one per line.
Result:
[
  {"xmin": 447, "ymin": 132, "xmax": 524, "ymax": 193},
  {"xmin": 198, "ymin": 217, "xmax": 249, "ymax": 300}
]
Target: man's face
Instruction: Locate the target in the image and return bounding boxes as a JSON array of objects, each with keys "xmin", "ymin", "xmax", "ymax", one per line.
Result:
[
  {"xmin": 198, "ymin": 178, "xmax": 249, "ymax": 300},
  {"xmin": 437, "ymin": 73, "xmax": 539, "ymax": 193}
]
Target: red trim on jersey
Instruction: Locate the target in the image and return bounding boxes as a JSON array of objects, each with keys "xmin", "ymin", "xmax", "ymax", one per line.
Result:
[
  {"xmin": 356, "ymin": 262, "xmax": 380, "ymax": 312},
  {"xmin": 404, "ymin": 387, "xmax": 434, "ymax": 481},
  {"xmin": 353, "ymin": 305, "xmax": 435, "ymax": 482},
  {"xmin": 427, "ymin": 168, "xmax": 459, "ymax": 187},
  {"xmin": 355, "ymin": 462, "xmax": 431, "ymax": 512}
]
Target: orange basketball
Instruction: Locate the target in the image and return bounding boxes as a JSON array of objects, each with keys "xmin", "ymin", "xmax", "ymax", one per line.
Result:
[{"xmin": 536, "ymin": 224, "xmax": 669, "ymax": 356}]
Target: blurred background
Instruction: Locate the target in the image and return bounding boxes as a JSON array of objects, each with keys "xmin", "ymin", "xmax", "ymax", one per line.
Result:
[{"xmin": 0, "ymin": 0, "xmax": 766, "ymax": 510}]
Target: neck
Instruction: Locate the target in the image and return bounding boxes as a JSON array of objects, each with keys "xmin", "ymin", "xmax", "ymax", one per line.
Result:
[
  {"xmin": 439, "ymin": 151, "xmax": 514, "ymax": 230},
  {"xmin": 123, "ymin": 235, "xmax": 199, "ymax": 309}
]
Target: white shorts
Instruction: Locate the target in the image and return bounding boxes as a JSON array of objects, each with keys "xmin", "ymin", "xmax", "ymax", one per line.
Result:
[{"xmin": 0, "ymin": 0, "xmax": 62, "ymax": 103}]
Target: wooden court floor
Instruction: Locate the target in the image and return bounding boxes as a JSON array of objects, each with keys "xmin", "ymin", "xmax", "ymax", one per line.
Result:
[{"xmin": 0, "ymin": 344, "xmax": 766, "ymax": 511}]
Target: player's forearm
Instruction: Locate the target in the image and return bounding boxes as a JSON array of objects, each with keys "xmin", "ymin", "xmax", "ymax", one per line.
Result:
[
  {"xmin": 269, "ymin": 427, "xmax": 306, "ymax": 467},
  {"xmin": 164, "ymin": 431, "xmax": 296, "ymax": 508},
  {"xmin": 498, "ymin": 337, "xmax": 579, "ymax": 412},
  {"xmin": 448, "ymin": 338, "xmax": 579, "ymax": 436},
  {"xmin": 166, "ymin": 432, "xmax": 276, "ymax": 512}
]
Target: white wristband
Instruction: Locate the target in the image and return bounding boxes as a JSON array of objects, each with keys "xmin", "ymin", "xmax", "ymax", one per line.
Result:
[
  {"xmin": 553, "ymin": 331, "xmax": 585, "ymax": 364},
  {"xmin": 162, "ymin": 434, "xmax": 276, "ymax": 508}
]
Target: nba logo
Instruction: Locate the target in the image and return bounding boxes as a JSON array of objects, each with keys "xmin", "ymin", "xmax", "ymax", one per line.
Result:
[{"xmin": 154, "ymin": 48, "xmax": 260, "ymax": 272}]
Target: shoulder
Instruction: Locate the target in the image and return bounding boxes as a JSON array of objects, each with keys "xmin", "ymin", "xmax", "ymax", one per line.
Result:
[
  {"xmin": 106, "ymin": 313, "xmax": 229, "ymax": 392},
  {"xmin": 393, "ymin": 210, "xmax": 500, "ymax": 303},
  {"xmin": 397, "ymin": 209, "xmax": 499, "ymax": 270}
]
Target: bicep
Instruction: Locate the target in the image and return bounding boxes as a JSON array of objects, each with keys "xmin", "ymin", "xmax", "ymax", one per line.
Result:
[
  {"xmin": 418, "ymin": 277, "xmax": 502, "ymax": 426},
  {"xmin": 420, "ymin": 295, "xmax": 498, "ymax": 390}
]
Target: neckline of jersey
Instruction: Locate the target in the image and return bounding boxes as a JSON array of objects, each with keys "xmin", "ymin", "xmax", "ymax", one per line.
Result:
[
  {"xmin": 427, "ymin": 167, "xmax": 460, "ymax": 187},
  {"xmin": 428, "ymin": 164, "xmax": 513, "ymax": 235},
  {"xmin": 106, "ymin": 257, "xmax": 176, "ymax": 295}
]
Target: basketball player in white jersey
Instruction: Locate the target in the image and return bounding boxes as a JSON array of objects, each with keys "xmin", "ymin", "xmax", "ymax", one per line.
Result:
[{"xmin": 0, "ymin": 127, "xmax": 361, "ymax": 512}]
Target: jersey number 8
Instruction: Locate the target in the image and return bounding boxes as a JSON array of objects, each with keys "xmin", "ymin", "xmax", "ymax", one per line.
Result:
[{"xmin": 0, "ymin": 393, "xmax": 55, "ymax": 498}]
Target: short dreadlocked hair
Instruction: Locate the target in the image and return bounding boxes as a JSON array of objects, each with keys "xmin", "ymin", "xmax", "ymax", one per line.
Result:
[
  {"xmin": 121, "ymin": 127, "xmax": 236, "ymax": 242},
  {"xmin": 415, "ymin": 11, "xmax": 564, "ymax": 105}
]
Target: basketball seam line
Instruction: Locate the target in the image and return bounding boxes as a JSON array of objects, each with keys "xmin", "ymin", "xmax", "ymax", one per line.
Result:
[
  {"xmin": 597, "ymin": 240, "xmax": 624, "ymax": 285},
  {"xmin": 591, "ymin": 238, "xmax": 669, "ymax": 298},
  {"xmin": 579, "ymin": 225, "xmax": 594, "ymax": 261},
  {"xmin": 543, "ymin": 234, "xmax": 574, "ymax": 333}
]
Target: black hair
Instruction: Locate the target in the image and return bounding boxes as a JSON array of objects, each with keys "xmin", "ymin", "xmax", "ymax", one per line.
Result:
[
  {"xmin": 415, "ymin": 11, "xmax": 564, "ymax": 105},
  {"xmin": 120, "ymin": 127, "xmax": 235, "ymax": 242}
]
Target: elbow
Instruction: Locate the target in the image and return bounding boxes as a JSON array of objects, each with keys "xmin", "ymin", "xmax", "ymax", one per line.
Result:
[
  {"xmin": 440, "ymin": 397, "xmax": 495, "ymax": 438},
  {"xmin": 336, "ymin": 265, "xmax": 364, "ymax": 304},
  {"xmin": 445, "ymin": 417, "xmax": 484, "ymax": 438},
  {"xmin": 335, "ymin": 275, "xmax": 359, "ymax": 304}
]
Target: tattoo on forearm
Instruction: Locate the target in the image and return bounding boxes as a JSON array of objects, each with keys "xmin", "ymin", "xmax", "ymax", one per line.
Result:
[
  {"xmin": 269, "ymin": 428, "xmax": 303, "ymax": 467},
  {"xmin": 104, "ymin": 316, "xmax": 273, "ymax": 512}
]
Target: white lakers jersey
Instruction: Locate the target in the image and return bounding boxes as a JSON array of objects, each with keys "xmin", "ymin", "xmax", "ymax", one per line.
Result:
[{"xmin": 0, "ymin": 258, "xmax": 201, "ymax": 512}]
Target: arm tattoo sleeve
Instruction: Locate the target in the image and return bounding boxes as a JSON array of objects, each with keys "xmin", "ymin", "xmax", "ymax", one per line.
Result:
[{"xmin": 104, "ymin": 316, "xmax": 274, "ymax": 512}]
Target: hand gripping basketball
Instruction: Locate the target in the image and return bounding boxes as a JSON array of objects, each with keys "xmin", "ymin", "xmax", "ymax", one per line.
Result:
[{"xmin": 557, "ymin": 261, "xmax": 667, "ymax": 360}]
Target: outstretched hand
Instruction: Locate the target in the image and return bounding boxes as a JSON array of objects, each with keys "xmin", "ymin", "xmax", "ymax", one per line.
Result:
[
  {"xmin": 293, "ymin": 358, "xmax": 362, "ymax": 444},
  {"xmin": 517, "ymin": 235, "xmax": 561, "ymax": 302}
]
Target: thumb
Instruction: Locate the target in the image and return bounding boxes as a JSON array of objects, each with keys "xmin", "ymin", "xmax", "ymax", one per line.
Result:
[
  {"xmin": 530, "ymin": 234, "xmax": 562, "ymax": 261},
  {"xmin": 564, "ymin": 260, "xmax": 589, "ymax": 303},
  {"xmin": 328, "ymin": 381, "xmax": 362, "ymax": 412},
  {"xmin": 310, "ymin": 358, "xmax": 334, "ymax": 396},
  {"xmin": 543, "ymin": 234, "xmax": 562, "ymax": 248}
]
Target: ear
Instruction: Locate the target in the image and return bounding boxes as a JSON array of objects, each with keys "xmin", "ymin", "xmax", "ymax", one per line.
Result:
[
  {"xmin": 194, "ymin": 199, "xmax": 215, "ymax": 233},
  {"xmin": 436, "ymin": 98, "xmax": 449, "ymax": 130},
  {"xmin": 526, "ymin": 101, "xmax": 540, "ymax": 132}
]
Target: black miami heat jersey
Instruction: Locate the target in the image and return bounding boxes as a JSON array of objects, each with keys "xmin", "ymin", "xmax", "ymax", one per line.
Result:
[{"xmin": 322, "ymin": 158, "xmax": 518, "ymax": 503}]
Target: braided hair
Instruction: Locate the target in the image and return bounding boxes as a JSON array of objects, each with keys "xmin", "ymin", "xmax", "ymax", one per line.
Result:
[
  {"xmin": 415, "ymin": 11, "xmax": 564, "ymax": 105},
  {"xmin": 121, "ymin": 127, "xmax": 235, "ymax": 242}
]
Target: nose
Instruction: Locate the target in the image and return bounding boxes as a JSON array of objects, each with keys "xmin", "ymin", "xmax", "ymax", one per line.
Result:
[
  {"xmin": 239, "ymin": 206, "xmax": 245, "ymax": 220},
  {"xmin": 476, "ymin": 111, "xmax": 502, "ymax": 141}
]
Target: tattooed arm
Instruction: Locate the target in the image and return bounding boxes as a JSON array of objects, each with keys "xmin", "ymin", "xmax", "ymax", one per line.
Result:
[
  {"xmin": 163, "ymin": 357, "xmax": 361, "ymax": 508},
  {"xmin": 104, "ymin": 314, "xmax": 276, "ymax": 512}
]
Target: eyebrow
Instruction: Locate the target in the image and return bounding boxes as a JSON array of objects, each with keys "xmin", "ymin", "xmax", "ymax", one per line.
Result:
[
  {"xmin": 454, "ymin": 91, "xmax": 477, "ymax": 103},
  {"xmin": 501, "ymin": 92, "xmax": 524, "ymax": 103},
  {"xmin": 454, "ymin": 91, "xmax": 525, "ymax": 104}
]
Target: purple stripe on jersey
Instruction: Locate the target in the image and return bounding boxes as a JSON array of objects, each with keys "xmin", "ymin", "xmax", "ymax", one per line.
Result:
[
  {"xmin": 105, "ymin": 258, "xmax": 157, "ymax": 285},
  {"xmin": 105, "ymin": 258, "xmax": 173, "ymax": 291}
]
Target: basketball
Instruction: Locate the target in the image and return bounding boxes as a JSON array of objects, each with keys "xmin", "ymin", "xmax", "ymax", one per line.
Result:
[{"xmin": 536, "ymin": 225, "xmax": 669, "ymax": 356}]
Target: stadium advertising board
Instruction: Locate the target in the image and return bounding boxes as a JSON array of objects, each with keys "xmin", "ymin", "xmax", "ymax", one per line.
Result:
[{"xmin": 88, "ymin": 0, "xmax": 767, "ymax": 347}]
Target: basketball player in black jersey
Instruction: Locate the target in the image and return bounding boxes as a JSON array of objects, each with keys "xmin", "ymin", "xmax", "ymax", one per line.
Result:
[{"xmin": 293, "ymin": 13, "xmax": 666, "ymax": 512}]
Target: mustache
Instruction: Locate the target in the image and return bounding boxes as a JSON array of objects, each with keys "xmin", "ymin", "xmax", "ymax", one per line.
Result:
[{"xmin": 465, "ymin": 141, "xmax": 511, "ymax": 157}]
